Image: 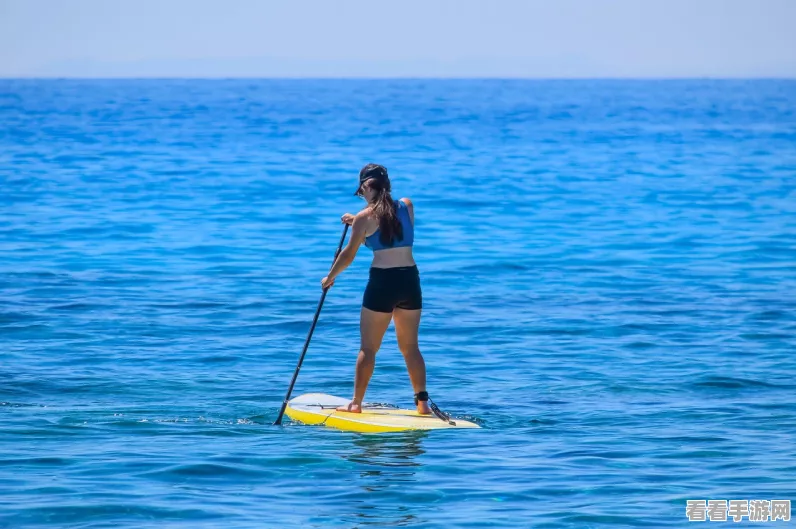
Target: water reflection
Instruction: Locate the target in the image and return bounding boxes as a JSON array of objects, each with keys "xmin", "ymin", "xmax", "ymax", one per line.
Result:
[
  {"xmin": 345, "ymin": 431, "xmax": 428, "ymax": 469},
  {"xmin": 342, "ymin": 431, "xmax": 430, "ymax": 527}
]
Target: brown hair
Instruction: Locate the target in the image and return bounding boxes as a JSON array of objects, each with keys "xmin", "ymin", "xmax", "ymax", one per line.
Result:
[{"xmin": 361, "ymin": 164, "xmax": 403, "ymax": 247}]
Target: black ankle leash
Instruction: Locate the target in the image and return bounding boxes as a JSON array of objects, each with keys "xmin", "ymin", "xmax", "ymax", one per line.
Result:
[{"xmin": 414, "ymin": 391, "xmax": 456, "ymax": 426}]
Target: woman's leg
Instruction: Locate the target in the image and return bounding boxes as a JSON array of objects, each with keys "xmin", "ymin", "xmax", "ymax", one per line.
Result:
[
  {"xmin": 337, "ymin": 306, "xmax": 392, "ymax": 413},
  {"xmin": 393, "ymin": 307, "xmax": 431, "ymax": 414}
]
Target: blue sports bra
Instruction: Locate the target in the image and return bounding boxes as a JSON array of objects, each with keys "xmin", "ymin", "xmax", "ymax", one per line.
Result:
[{"xmin": 364, "ymin": 200, "xmax": 414, "ymax": 251}]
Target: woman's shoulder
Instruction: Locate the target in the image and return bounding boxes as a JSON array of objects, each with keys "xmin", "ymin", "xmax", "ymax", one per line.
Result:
[
  {"xmin": 398, "ymin": 198, "xmax": 414, "ymax": 224},
  {"xmin": 398, "ymin": 197, "xmax": 413, "ymax": 209},
  {"xmin": 355, "ymin": 207, "xmax": 378, "ymax": 224}
]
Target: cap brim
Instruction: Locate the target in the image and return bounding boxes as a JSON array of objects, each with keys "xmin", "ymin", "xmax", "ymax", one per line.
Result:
[{"xmin": 354, "ymin": 178, "xmax": 368, "ymax": 196}]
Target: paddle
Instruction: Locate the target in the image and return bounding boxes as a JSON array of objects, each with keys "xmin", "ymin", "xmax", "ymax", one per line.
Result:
[{"xmin": 273, "ymin": 223, "xmax": 350, "ymax": 426}]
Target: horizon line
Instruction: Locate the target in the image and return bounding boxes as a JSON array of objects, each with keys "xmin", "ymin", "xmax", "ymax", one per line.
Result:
[{"xmin": 2, "ymin": 76, "xmax": 795, "ymax": 81}]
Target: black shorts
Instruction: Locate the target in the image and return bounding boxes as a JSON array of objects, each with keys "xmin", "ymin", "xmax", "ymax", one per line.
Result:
[{"xmin": 362, "ymin": 266, "xmax": 422, "ymax": 313}]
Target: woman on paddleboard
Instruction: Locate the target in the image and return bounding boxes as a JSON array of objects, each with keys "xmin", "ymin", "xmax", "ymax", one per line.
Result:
[{"xmin": 321, "ymin": 163, "xmax": 432, "ymax": 415}]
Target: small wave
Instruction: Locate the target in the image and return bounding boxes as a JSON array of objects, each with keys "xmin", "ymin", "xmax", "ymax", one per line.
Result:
[
  {"xmin": 692, "ymin": 376, "xmax": 786, "ymax": 390},
  {"xmin": 0, "ymin": 456, "xmax": 72, "ymax": 466},
  {"xmin": 0, "ymin": 311, "xmax": 40, "ymax": 323},
  {"xmin": 144, "ymin": 462, "xmax": 268, "ymax": 479},
  {"xmin": 147, "ymin": 301, "xmax": 229, "ymax": 309},
  {"xmin": 47, "ymin": 302, "xmax": 109, "ymax": 312}
]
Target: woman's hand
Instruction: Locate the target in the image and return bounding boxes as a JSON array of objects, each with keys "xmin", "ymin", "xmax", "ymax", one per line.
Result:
[
  {"xmin": 321, "ymin": 276, "xmax": 335, "ymax": 289},
  {"xmin": 341, "ymin": 213, "xmax": 355, "ymax": 225}
]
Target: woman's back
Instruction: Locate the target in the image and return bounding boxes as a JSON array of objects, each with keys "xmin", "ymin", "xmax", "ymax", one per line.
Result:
[{"xmin": 363, "ymin": 198, "xmax": 416, "ymax": 269}]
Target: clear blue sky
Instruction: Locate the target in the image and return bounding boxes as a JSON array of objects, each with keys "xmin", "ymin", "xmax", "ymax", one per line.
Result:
[{"xmin": 1, "ymin": 0, "xmax": 794, "ymax": 78}]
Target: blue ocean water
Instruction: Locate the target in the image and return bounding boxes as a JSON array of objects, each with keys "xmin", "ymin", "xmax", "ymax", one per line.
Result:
[{"xmin": 1, "ymin": 79, "xmax": 795, "ymax": 528}]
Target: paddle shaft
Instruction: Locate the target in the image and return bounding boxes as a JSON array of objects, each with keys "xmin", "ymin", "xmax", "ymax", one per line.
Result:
[{"xmin": 273, "ymin": 223, "xmax": 349, "ymax": 425}]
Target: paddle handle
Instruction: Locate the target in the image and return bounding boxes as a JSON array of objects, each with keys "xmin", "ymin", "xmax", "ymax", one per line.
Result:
[{"xmin": 273, "ymin": 223, "xmax": 349, "ymax": 425}]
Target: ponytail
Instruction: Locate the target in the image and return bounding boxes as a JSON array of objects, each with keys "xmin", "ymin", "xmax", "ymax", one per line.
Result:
[{"xmin": 368, "ymin": 180, "xmax": 403, "ymax": 247}]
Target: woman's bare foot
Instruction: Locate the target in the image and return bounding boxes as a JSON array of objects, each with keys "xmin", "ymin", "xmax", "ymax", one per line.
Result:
[{"xmin": 336, "ymin": 401, "xmax": 362, "ymax": 413}]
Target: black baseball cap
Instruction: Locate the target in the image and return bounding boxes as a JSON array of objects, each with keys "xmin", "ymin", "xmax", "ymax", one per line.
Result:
[{"xmin": 354, "ymin": 164, "xmax": 388, "ymax": 195}]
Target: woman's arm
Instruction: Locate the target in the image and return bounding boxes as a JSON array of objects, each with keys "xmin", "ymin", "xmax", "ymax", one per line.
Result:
[{"xmin": 321, "ymin": 213, "xmax": 369, "ymax": 288}]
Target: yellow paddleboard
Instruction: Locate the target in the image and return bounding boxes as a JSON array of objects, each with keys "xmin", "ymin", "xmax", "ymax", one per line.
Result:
[{"xmin": 285, "ymin": 393, "xmax": 480, "ymax": 433}]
